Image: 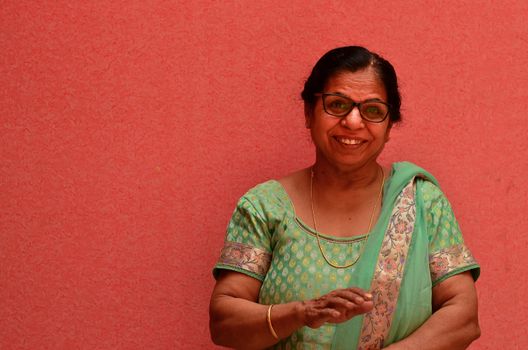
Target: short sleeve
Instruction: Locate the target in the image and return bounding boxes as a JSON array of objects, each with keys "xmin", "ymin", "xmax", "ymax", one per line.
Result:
[
  {"xmin": 419, "ymin": 180, "xmax": 480, "ymax": 286},
  {"xmin": 212, "ymin": 196, "xmax": 273, "ymax": 281}
]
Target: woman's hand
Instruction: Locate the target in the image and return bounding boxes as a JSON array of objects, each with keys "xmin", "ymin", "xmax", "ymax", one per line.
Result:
[
  {"xmin": 302, "ymin": 287, "xmax": 374, "ymax": 329},
  {"xmin": 210, "ymin": 271, "xmax": 374, "ymax": 349}
]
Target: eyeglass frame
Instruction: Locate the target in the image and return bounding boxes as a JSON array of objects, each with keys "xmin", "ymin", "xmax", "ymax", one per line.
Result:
[{"xmin": 314, "ymin": 92, "xmax": 392, "ymax": 123}]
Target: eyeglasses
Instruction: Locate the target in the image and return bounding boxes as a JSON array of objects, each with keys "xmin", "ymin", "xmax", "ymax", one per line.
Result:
[{"xmin": 315, "ymin": 93, "xmax": 391, "ymax": 123}]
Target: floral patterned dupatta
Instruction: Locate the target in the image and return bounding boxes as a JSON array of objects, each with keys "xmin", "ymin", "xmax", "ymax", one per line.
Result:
[{"xmin": 332, "ymin": 163, "xmax": 438, "ymax": 349}]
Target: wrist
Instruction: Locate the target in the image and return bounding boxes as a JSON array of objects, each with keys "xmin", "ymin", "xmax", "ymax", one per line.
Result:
[{"xmin": 294, "ymin": 301, "xmax": 307, "ymax": 327}]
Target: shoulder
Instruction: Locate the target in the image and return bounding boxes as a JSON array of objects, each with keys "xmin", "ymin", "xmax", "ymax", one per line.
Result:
[
  {"xmin": 384, "ymin": 162, "xmax": 441, "ymax": 203},
  {"xmin": 391, "ymin": 161, "xmax": 438, "ymax": 184},
  {"xmin": 243, "ymin": 179, "xmax": 284, "ymax": 201},
  {"xmin": 237, "ymin": 178, "xmax": 294, "ymax": 220},
  {"xmin": 417, "ymin": 179, "xmax": 444, "ymax": 199}
]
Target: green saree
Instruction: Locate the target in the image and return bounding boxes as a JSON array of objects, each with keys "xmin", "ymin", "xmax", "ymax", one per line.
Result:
[{"xmin": 213, "ymin": 162, "xmax": 479, "ymax": 349}]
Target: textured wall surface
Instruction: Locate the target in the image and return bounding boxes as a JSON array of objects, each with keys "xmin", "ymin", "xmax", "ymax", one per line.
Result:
[{"xmin": 1, "ymin": 1, "xmax": 527, "ymax": 349}]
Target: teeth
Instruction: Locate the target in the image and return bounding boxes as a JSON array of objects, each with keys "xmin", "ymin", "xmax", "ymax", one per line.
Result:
[{"xmin": 337, "ymin": 137, "xmax": 362, "ymax": 145}]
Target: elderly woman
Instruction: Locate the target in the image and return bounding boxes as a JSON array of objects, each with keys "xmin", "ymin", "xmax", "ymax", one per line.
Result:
[{"xmin": 209, "ymin": 46, "xmax": 480, "ymax": 349}]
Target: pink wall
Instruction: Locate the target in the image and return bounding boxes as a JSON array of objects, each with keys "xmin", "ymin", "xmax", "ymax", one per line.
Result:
[{"xmin": 1, "ymin": 1, "xmax": 527, "ymax": 349}]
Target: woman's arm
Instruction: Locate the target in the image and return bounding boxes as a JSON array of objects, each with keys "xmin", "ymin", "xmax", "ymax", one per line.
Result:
[
  {"xmin": 385, "ymin": 271, "xmax": 480, "ymax": 350},
  {"xmin": 209, "ymin": 270, "xmax": 374, "ymax": 349},
  {"xmin": 209, "ymin": 271, "xmax": 303, "ymax": 349}
]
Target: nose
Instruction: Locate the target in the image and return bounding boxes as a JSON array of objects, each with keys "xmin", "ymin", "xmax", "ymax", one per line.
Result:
[{"xmin": 341, "ymin": 106, "xmax": 365, "ymax": 129}]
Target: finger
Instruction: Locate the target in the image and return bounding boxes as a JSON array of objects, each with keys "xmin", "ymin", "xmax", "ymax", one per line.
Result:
[
  {"xmin": 304, "ymin": 300, "xmax": 340, "ymax": 318},
  {"xmin": 344, "ymin": 287, "xmax": 373, "ymax": 300},
  {"xmin": 305, "ymin": 308, "xmax": 340, "ymax": 328},
  {"xmin": 325, "ymin": 295, "xmax": 359, "ymax": 309},
  {"xmin": 346, "ymin": 300, "xmax": 374, "ymax": 315},
  {"xmin": 312, "ymin": 307, "xmax": 341, "ymax": 319},
  {"xmin": 338, "ymin": 301, "xmax": 374, "ymax": 321},
  {"xmin": 330, "ymin": 289, "xmax": 368, "ymax": 304}
]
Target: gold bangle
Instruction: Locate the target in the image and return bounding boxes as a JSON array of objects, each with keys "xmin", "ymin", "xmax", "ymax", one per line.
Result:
[{"xmin": 267, "ymin": 304, "xmax": 279, "ymax": 340}]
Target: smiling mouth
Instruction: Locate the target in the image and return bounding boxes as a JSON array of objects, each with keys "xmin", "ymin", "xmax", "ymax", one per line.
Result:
[{"xmin": 335, "ymin": 136, "xmax": 366, "ymax": 146}]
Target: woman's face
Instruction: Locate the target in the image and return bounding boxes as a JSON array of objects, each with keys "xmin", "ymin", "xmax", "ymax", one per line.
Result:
[{"xmin": 306, "ymin": 68, "xmax": 392, "ymax": 172}]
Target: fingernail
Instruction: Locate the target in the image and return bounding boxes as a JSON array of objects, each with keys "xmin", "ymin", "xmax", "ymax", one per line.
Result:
[{"xmin": 365, "ymin": 293, "xmax": 373, "ymax": 299}]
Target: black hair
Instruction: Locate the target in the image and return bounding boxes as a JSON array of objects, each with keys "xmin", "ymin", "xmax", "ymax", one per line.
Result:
[{"xmin": 301, "ymin": 46, "xmax": 401, "ymax": 123}]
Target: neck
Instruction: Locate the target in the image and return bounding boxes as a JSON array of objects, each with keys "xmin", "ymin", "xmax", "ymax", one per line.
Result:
[{"xmin": 312, "ymin": 159, "xmax": 381, "ymax": 191}]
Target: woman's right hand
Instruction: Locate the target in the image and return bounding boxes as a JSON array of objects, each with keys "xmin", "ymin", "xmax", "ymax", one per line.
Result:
[
  {"xmin": 210, "ymin": 271, "xmax": 374, "ymax": 349},
  {"xmin": 302, "ymin": 287, "xmax": 374, "ymax": 328}
]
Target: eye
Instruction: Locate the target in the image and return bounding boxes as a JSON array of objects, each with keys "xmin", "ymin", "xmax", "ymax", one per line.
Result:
[
  {"xmin": 364, "ymin": 105, "xmax": 382, "ymax": 115},
  {"xmin": 329, "ymin": 100, "xmax": 349, "ymax": 110}
]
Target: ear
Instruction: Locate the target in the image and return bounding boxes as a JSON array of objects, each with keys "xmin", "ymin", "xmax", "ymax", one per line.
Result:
[
  {"xmin": 385, "ymin": 122, "xmax": 393, "ymax": 142},
  {"xmin": 304, "ymin": 104, "xmax": 313, "ymax": 129}
]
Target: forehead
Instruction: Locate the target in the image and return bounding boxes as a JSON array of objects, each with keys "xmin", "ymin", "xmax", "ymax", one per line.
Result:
[{"xmin": 324, "ymin": 68, "xmax": 387, "ymax": 100}]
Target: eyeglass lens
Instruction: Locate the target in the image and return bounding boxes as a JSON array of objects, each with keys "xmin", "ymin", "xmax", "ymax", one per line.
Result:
[{"xmin": 323, "ymin": 94, "xmax": 388, "ymax": 122}]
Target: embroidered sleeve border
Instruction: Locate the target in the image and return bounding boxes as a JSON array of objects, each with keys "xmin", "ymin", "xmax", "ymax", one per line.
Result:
[
  {"xmin": 429, "ymin": 244, "xmax": 479, "ymax": 285},
  {"xmin": 214, "ymin": 241, "xmax": 272, "ymax": 281}
]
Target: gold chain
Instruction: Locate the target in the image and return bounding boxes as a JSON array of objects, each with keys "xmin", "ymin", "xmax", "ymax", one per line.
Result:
[{"xmin": 310, "ymin": 166, "xmax": 385, "ymax": 269}]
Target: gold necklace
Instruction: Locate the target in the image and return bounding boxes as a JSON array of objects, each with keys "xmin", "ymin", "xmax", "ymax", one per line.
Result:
[{"xmin": 310, "ymin": 166, "xmax": 385, "ymax": 269}]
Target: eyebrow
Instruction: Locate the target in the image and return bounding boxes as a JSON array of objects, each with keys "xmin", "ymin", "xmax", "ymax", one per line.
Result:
[{"xmin": 326, "ymin": 92, "xmax": 385, "ymax": 103}]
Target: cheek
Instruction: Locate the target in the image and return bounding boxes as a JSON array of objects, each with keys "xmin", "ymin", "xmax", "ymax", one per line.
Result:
[
  {"xmin": 369, "ymin": 124, "xmax": 391, "ymax": 143},
  {"xmin": 308, "ymin": 118, "xmax": 330, "ymax": 145}
]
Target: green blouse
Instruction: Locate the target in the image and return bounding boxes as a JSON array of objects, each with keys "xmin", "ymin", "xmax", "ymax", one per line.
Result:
[{"xmin": 214, "ymin": 162, "xmax": 479, "ymax": 349}]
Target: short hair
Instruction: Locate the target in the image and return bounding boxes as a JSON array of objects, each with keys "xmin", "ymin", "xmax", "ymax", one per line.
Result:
[{"xmin": 301, "ymin": 46, "xmax": 402, "ymax": 123}]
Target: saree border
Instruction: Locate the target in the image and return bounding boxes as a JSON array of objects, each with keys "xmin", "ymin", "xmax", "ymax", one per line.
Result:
[{"xmin": 357, "ymin": 179, "xmax": 417, "ymax": 349}]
